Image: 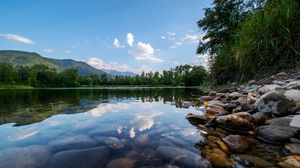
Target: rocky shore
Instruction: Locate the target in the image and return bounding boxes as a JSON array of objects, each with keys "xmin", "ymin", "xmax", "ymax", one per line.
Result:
[{"xmin": 187, "ymin": 71, "xmax": 300, "ymax": 167}]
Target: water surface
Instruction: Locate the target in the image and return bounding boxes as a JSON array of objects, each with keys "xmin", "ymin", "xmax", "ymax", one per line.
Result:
[{"xmin": 0, "ymin": 88, "xmax": 205, "ymax": 167}]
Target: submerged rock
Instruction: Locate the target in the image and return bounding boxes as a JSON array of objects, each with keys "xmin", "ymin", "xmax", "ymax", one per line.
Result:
[
  {"xmin": 47, "ymin": 146, "xmax": 110, "ymax": 168},
  {"xmin": 106, "ymin": 158, "xmax": 137, "ymax": 168},
  {"xmin": 186, "ymin": 113, "xmax": 216, "ymax": 125},
  {"xmin": 182, "ymin": 101, "xmax": 193, "ymax": 108},
  {"xmin": 256, "ymin": 125, "xmax": 298, "ymax": 144},
  {"xmin": 205, "ymin": 148, "xmax": 235, "ymax": 168},
  {"xmin": 105, "ymin": 137, "xmax": 125, "ymax": 149},
  {"xmin": 0, "ymin": 145, "xmax": 51, "ymax": 168},
  {"xmin": 48, "ymin": 135, "xmax": 97, "ymax": 153},
  {"xmin": 216, "ymin": 112, "xmax": 255, "ymax": 132},
  {"xmin": 237, "ymin": 155, "xmax": 273, "ymax": 168},
  {"xmin": 156, "ymin": 146, "xmax": 210, "ymax": 168}
]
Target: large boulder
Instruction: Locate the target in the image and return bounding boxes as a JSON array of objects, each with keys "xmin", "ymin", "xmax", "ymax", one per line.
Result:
[
  {"xmin": 284, "ymin": 81, "xmax": 300, "ymax": 90},
  {"xmin": 48, "ymin": 135, "xmax": 97, "ymax": 153},
  {"xmin": 156, "ymin": 146, "xmax": 210, "ymax": 168},
  {"xmin": 254, "ymin": 91, "xmax": 294, "ymax": 116},
  {"xmin": 47, "ymin": 146, "xmax": 110, "ymax": 168},
  {"xmin": 271, "ymin": 115, "xmax": 300, "ymax": 128},
  {"xmin": 216, "ymin": 112, "xmax": 255, "ymax": 132},
  {"xmin": 256, "ymin": 125, "xmax": 298, "ymax": 144},
  {"xmin": 284, "ymin": 89, "xmax": 300, "ymax": 112},
  {"xmin": 0, "ymin": 145, "xmax": 51, "ymax": 168},
  {"xmin": 258, "ymin": 84, "xmax": 281, "ymax": 94},
  {"xmin": 222, "ymin": 135, "xmax": 255, "ymax": 153}
]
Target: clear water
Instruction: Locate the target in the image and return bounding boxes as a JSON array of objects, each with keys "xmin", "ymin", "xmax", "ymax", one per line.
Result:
[{"xmin": 0, "ymin": 88, "xmax": 205, "ymax": 167}]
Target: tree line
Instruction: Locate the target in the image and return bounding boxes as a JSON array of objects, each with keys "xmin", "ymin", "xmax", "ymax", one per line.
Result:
[
  {"xmin": 0, "ymin": 62, "xmax": 208, "ymax": 87},
  {"xmin": 197, "ymin": 0, "xmax": 300, "ymax": 84}
]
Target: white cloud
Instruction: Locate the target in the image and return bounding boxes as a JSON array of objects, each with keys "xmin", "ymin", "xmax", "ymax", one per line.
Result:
[
  {"xmin": 87, "ymin": 57, "xmax": 134, "ymax": 73},
  {"xmin": 64, "ymin": 50, "xmax": 72, "ymax": 54},
  {"xmin": 43, "ymin": 48, "xmax": 54, "ymax": 53},
  {"xmin": 173, "ymin": 61, "xmax": 179, "ymax": 65},
  {"xmin": 113, "ymin": 38, "xmax": 124, "ymax": 48},
  {"xmin": 0, "ymin": 33, "xmax": 33, "ymax": 44},
  {"xmin": 167, "ymin": 32, "xmax": 176, "ymax": 36},
  {"xmin": 193, "ymin": 53, "xmax": 209, "ymax": 68},
  {"xmin": 127, "ymin": 33, "xmax": 134, "ymax": 47},
  {"xmin": 160, "ymin": 36, "xmax": 166, "ymax": 39},
  {"xmin": 169, "ymin": 33, "xmax": 203, "ymax": 49},
  {"xmin": 128, "ymin": 42, "xmax": 163, "ymax": 63}
]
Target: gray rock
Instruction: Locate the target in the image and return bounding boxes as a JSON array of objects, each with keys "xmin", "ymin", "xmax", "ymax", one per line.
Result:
[
  {"xmin": 284, "ymin": 89, "xmax": 300, "ymax": 111},
  {"xmin": 252, "ymin": 112, "xmax": 267, "ymax": 126},
  {"xmin": 47, "ymin": 146, "xmax": 110, "ymax": 168},
  {"xmin": 248, "ymin": 80, "xmax": 256, "ymax": 85},
  {"xmin": 182, "ymin": 101, "xmax": 193, "ymax": 108},
  {"xmin": 243, "ymin": 85, "xmax": 259, "ymax": 93},
  {"xmin": 258, "ymin": 84, "xmax": 281, "ymax": 94},
  {"xmin": 105, "ymin": 137, "xmax": 125, "ymax": 149},
  {"xmin": 156, "ymin": 146, "xmax": 210, "ymax": 168},
  {"xmin": 271, "ymin": 115, "xmax": 300, "ymax": 128},
  {"xmin": 0, "ymin": 145, "xmax": 51, "ymax": 168},
  {"xmin": 257, "ymin": 125, "xmax": 298, "ymax": 144},
  {"xmin": 199, "ymin": 96, "xmax": 213, "ymax": 102},
  {"xmin": 285, "ymin": 81, "xmax": 300, "ymax": 90},
  {"xmin": 273, "ymin": 80, "xmax": 286, "ymax": 86},
  {"xmin": 106, "ymin": 158, "xmax": 137, "ymax": 168},
  {"xmin": 254, "ymin": 91, "xmax": 294, "ymax": 116},
  {"xmin": 284, "ymin": 144, "xmax": 300, "ymax": 155},
  {"xmin": 208, "ymin": 91, "xmax": 217, "ymax": 97},
  {"xmin": 48, "ymin": 135, "xmax": 97, "ymax": 153}
]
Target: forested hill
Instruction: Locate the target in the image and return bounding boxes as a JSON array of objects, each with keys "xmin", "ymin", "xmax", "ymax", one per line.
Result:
[{"xmin": 0, "ymin": 50, "xmax": 135, "ymax": 76}]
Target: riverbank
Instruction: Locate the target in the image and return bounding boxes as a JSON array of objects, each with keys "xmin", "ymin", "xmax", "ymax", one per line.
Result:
[{"xmin": 187, "ymin": 71, "xmax": 300, "ymax": 167}]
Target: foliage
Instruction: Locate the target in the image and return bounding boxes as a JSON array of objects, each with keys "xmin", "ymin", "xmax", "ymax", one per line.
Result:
[
  {"xmin": 198, "ymin": 0, "xmax": 300, "ymax": 84},
  {"xmin": 0, "ymin": 63, "xmax": 208, "ymax": 87}
]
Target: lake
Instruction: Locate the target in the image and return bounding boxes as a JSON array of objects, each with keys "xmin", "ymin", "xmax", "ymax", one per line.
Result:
[{"xmin": 0, "ymin": 88, "xmax": 209, "ymax": 168}]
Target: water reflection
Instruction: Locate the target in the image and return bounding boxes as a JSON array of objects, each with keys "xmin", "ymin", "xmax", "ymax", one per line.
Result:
[
  {"xmin": 0, "ymin": 88, "xmax": 203, "ymax": 126},
  {"xmin": 0, "ymin": 88, "xmax": 205, "ymax": 168}
]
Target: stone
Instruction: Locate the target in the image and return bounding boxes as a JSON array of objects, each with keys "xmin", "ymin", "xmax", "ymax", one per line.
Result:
[
  {"xmin": 47, "ymin": 146, "xmax": 110, "ymax": 168},
  {"xmin": 104, "ymin": 137, "xmax": 125, "ymax": 149},
  {"xmin": 238, "ymin": 155, "xmax": 273, "ymax": 168},
  {"xmin": 222, "ymin": 135, "xmax": 255, "ymax": 153},
  {"xmin": 285, "ymin": 81, "xmax": 300, "ymax": 90},
  {"xmin": 284, "ymin": 89, "xmax": 300, "ymax": 111},
  {"xmin": 254, "ymin": 91, "xmax": 294, "ymax": 116},
  {"xmin": 247, "ymin": 93, "xmax": 257, "ymax": 104},
  {"xmin": 252, "ymin": 112, "xmax": 267, "ymax": 126},
  {"xmin": 48, "ymin": 135, "xmax": 97, "ymax": 153},
  {"xmin": 216, "ymin": 140, "xmax": 229, "ymax": 153},
  {"xmin": 257, "ymin": 125, "xmax": 298, "ymax": 144},
  {"xmin": 248, "ymin": 80, "xmax": 256, "ymax": 85},
  {"xmin": 0, "ymin": 145, "xmax": 51, "ymax": 168},
  {"xmin": 182, "ymin": 101, "xmax": 193, "ymax": 108},
  {"xmin": 284, "ymin": 144, "xmax": 300, "ymax": 155},
  {"xmin": 205, "ymin": 148, "xmax": 235, "ymax": 168},
  {"xmin": 216, "ymin": 112, "xmax": 255, "ymax": 132},
  {"xmin": 208, "ymin": 91, "xmax": 217, "ymax": 97},
  {"xmin": 278, "ymin": 156, "xmax": 300, "ymax": 168},
  {"xmin": 200, "ymin": 96, "xmax": 213, "ymax": 102},
  {"xmin": 135, "ymin": 134, "xmax": 150, "ymax": 147},
  {"xmin": 243, "ymin": 85, "xmax": 259, "ymax": 93},
  {"xmin": 271, "ymin": 115, "xmax": 300, "ymax": 128},
  {"xmin": 273, "ymin": 80, "xmax": 286, "ymax": 86},
  {"xmin": 156, "ymin": 146, "xmax": 210, "ymax": 168},
  {"xmin": 258, "ymin": 84, "xmax": 281, "ymax": 94},
  {"xmin": 229, "ymin": 92, "xmax": 245, "ymax": 100},
  {"xmin": 106, "ymin": 158, "xmax": 137, "ymax": 168},
  {"xmin": 186, "ymin": 113, "xmax": 216, "ymax": 125}
]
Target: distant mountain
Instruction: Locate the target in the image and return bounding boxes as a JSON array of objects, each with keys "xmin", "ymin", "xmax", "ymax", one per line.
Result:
[
  {"xmin": 0, "ymin": 50, "xmax": 135, "ymax": 76},
  {"xmin": 104, "ymin": 69, "xmax": 136, "ymax": 77}
]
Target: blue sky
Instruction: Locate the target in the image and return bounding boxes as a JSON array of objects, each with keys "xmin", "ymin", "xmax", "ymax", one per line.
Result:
[{"xmin": 0, "ymin": 0, "xmax": 211, "ymax": 73}]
